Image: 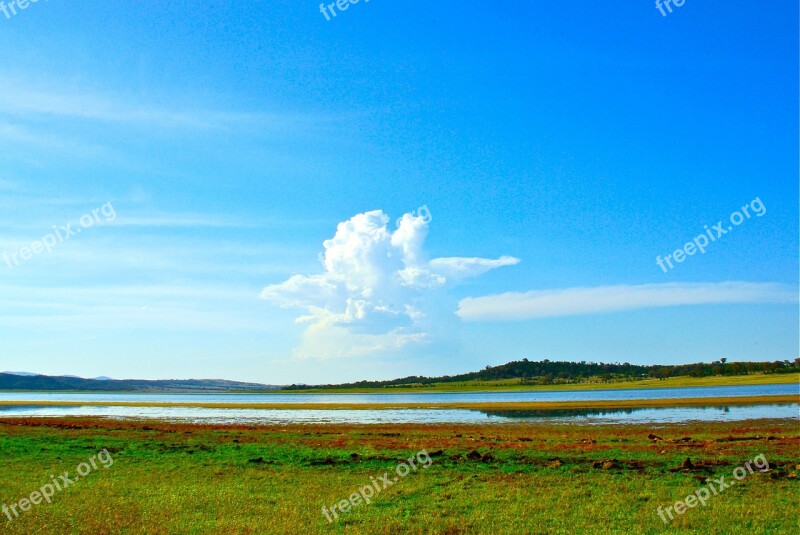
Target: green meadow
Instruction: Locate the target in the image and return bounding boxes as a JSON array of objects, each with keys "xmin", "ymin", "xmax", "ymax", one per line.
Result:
[{"xmin": 0, "ymin": 417, "xmax": 797, "ymax": 534}]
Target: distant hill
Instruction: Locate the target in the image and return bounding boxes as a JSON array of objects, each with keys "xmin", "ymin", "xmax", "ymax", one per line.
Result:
[
  {"xmin": 283, "ymin": 358, "xmax": 800, "ymax": 390},
  {"xmin": 0, "ymin": 374, "xmax": 279, "ymax": 392}
]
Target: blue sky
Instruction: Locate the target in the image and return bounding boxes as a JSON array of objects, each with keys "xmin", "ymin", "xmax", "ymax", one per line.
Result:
[{"xmin": 0, "ymin": 0, "xmax": 797, "ymax": 383}]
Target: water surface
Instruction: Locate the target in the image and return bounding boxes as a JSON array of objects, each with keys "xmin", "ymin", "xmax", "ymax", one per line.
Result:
[
  {"xmin": 0, "ymin": 383, "xmax": 795, "ymax": 405},
  {"xmin": 0, "ymin": 402, "xmax": 796, "ymax": 425}
]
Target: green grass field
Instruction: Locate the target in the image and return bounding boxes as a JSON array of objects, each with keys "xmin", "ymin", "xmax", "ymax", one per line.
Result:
[{"xmin": 0, "ymin": 417, "xmax": 797, "ymax": 534}]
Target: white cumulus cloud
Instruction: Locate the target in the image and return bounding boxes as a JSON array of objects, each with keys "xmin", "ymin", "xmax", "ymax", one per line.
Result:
[{"xmin": 260, "ymin": 209, "xmax": 518, "ymax": 358}]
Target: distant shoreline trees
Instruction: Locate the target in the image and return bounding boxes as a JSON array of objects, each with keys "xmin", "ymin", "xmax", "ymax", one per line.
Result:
[{"xmin": 283, "ymin": 358, "xmax": 800, "ymax": 390}]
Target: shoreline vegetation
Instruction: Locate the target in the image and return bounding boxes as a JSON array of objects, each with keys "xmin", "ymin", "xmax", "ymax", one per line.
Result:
[
  {"xmin": 282, "ymin": 358, "xmax": 800, "ymax": 392},
  {"xmin": 2, "ymin": 359, "xmax": 798, "ymax": 394},
  {"xmin": 0, "ymin": 394, "xmax": 796, "ymax": 411},
  {"xmin": 0, "ymin": 372, "xmax": 797, "ymax": 395},
  {"xmin": 0, "ymin": 417, "xmax": 796, "ymax": 533},
  {"xmin": 274, "ymin": 372, "xmax": 800, "ymax": 394}
]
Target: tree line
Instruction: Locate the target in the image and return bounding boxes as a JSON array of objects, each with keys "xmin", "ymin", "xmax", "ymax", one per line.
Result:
[{"xmin": 283, "ymin": 358, "xmax": 800, "ymax": 390}]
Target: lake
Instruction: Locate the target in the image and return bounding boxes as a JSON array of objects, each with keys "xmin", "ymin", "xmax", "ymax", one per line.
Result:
[
  {"xmin": 0, "ymin": 383, "xmax": 797, "ymax": 424},
  {"xmin": 0, "ymin": 382, "xmax": 796, "ymax": 404}
]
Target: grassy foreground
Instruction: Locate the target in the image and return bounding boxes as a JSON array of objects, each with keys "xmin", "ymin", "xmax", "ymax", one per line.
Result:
[{"xmin": 0, "ymin": 417, "xmax": 797, "ymax": 534}]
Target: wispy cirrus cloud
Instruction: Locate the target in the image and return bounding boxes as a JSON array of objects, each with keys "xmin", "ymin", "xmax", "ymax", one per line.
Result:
[
  {"xmin": 456, "ymin": 282, "xmax": 799, "ymax": 321},
  {"xmin": 0, "ymin": 120, "xmax": 116, "ymax": 158},
  {"xmin": 0, "ymin": 76, "xmax": 343, "ymax": 132},
  {"xmin": 0, "ymin": 177, "xmax": 20, "ymax": 191},
  {"xmin": 0, "ymin": 199, "xmax": 251, "ymax": 230},
  {"xmin": 0, "ymin": 283, "xmax": 274, "ymax": 331},
  {"xmin": 112, "ymin": 213, "xmax": 256, "ymax": 229}
]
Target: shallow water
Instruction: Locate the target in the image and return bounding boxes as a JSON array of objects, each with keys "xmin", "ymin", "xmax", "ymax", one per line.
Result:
[
  {"xmin": 0, "ymin": 383, "xmax": 796, "ymax": 405},
  {"xmin": 0, "ymin": 402, "xmax": 796, "ymax": 425}
]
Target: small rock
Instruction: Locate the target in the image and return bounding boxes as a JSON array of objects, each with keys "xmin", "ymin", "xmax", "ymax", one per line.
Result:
[
  {"xmin": 310, "ymin": 456, "xmax": 337, "ymax": 466},
  {"xmin": 466, "ymin": 450, "xmax": 482, "ymax": 461}
]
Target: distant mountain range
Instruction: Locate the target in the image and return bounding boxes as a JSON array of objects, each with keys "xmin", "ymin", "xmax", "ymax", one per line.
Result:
[
  {"xmin": 3, "ymin": 372, "xmax": 116, "ymax": 380},
  {"xmin": 0, "ymin": 373, "xmax": 279, "ymax": 392}
]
